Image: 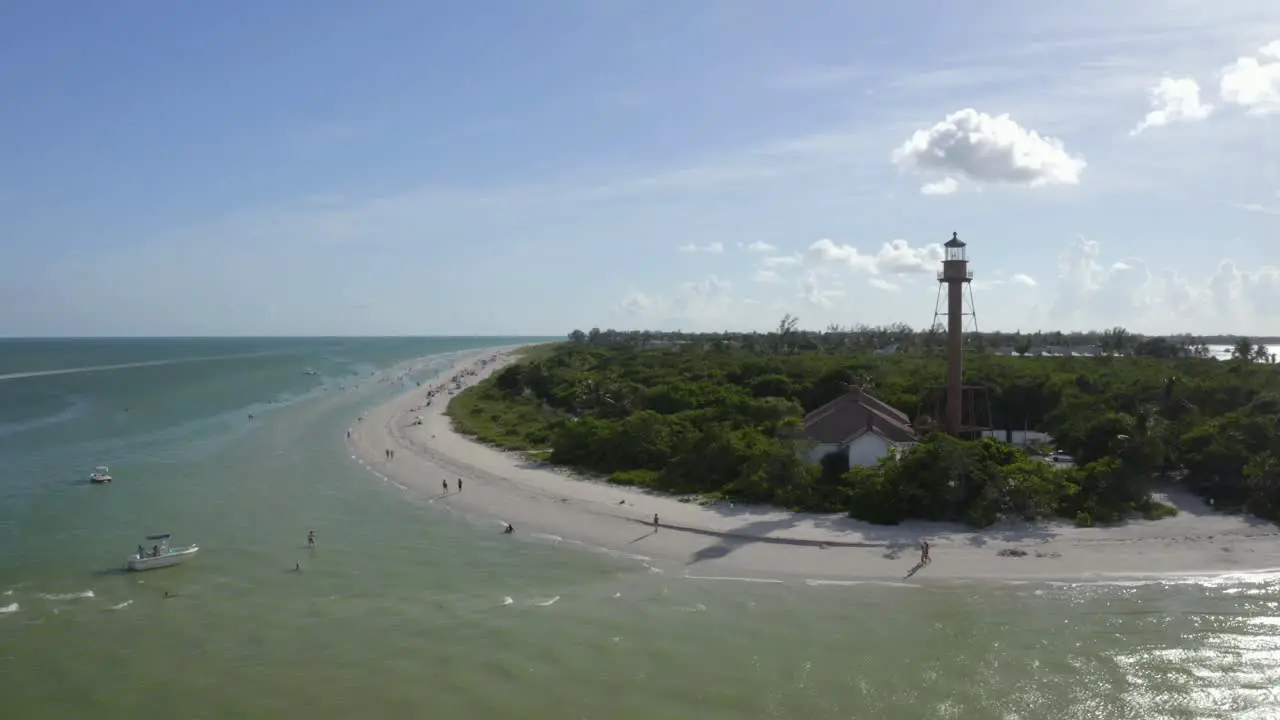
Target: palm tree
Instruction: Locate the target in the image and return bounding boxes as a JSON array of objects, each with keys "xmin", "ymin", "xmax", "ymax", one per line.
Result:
[{"xmin": 1232, "ymin": 337, "xmax": 1256, "ymax": 362}]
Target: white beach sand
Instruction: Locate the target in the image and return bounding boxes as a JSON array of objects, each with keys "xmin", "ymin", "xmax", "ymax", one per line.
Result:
[{"xmin": 350, "ymin": 349, "xmax": 1280, "ymax": 582}]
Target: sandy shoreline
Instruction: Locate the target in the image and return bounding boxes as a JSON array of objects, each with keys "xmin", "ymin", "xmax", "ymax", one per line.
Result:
[{"xmin": 349, "ymin": 348, "xmax": 1280, "ymax": 582}]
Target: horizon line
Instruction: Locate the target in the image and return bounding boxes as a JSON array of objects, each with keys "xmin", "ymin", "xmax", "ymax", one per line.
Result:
[{"xmin": 0, "ymin": 334, "xmax": 564, "ymax": 342}]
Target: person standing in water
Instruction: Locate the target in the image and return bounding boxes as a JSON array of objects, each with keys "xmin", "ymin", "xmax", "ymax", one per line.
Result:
[
  {"xmin": 457, "ymin": 478, "xmax": 463, "ymax": 492},
  {"xmin": 919, "ymin": 540, "xmax": 930, "ymax": 565},
  {"xmin": 307, "ymin": 530, "xmax": 316, "ymax": 548},
  {"xmin": 653, "ymin": 514, "xmax": 659, "ymax": 530}
]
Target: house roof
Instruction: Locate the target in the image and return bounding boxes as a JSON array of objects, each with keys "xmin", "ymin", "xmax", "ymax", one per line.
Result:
[{"xmin": 801, "ymin": 388, "xmax": 916, "ymax": 445}]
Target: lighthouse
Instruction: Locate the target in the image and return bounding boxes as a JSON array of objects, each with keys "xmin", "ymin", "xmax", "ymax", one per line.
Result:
[{"xmin": 938, "ymin": 232, "xmax": 972, "ymax": 436}]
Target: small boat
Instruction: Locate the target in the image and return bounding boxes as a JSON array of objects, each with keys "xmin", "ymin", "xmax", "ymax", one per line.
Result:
[
  {"xmin": 127, "ymin": 534, "xmax": 199, "ymax": 571},
  {"xmin": 89, "ymin": 466, "xmax": 113, "ymax": 484}
]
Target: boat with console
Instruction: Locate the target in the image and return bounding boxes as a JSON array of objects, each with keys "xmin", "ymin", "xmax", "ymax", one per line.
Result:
[
  {"xmin": 127, "ymin": 534, "xmax": 199, "ymax": 571},
  {"xmin": 89, "ymin": 466, "xmax": 112, "ymax": 484}
]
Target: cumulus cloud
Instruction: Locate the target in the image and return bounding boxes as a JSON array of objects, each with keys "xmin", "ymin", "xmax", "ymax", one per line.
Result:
[
  {"xmin": 920, "ymin": 177, "xmax": 959, "ymax": 195},
  {"xmin": 892, "ymin": 109, "xmax": 1086, "ymax": 192},
  {"xmin": 678, "ymin": 275, "xmax": 731, "ymax": 304},
  {"xmin": 743, "ymin": 241, "xmax": 776, "ymax": 253},
  {"xmin": 1047, "ymin": 237, "xmax": 1280, "ymax": 332},
  {"xmin": 1207, "ymin": 260, "xmax": 1280, "ymax": 320},
  {"xmin": 1130, "ymin": 77, "xmax": 1213, "ymax": 135},
  {"xmin": 618, "ymin": 274, "xmax": 739, "ymax": 329},
  {"xmin": 618, "ymin": 291, "xmax": 655, "ymax": 313},
  {"xmin": 807, "ymin": 238, "xmax": 944, "ymax": 274},
  {"xmin": 678, "ymin": 241, "xmax": 725, "ymax": 253},
  {"xmin": 619, "ymin": 240, "xmax": 1280, "ymax": 335},
  {"xmin": 799, "ymin": 272, "xmax": 844, "ymax": 307},
  {"xmin": 1219, "ymin": 40, "xmax": 1280, "ymax": 115}
]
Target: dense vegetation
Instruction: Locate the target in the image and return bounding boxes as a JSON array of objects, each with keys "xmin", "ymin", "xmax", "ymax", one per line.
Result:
[{"xmin": 448, "ymin": 324, "xmax": 1280, "ymax": 528}]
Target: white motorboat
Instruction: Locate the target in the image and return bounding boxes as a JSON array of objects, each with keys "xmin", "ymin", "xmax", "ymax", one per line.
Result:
[
  {"xmin": 127, "ymin": 534, "xmax": 199, "ymax": 571},
  {"xmin": 89, "ymin": 466, "xmax": 112, "ymax": 484}
]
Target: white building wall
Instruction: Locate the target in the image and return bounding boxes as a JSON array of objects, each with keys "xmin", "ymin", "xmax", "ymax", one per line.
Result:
[
  {"xmin": 805, "ymin": 442, "xmax": 841, "ymax": 464},
  {"xmin": 845, "ymin": 433, "xmax": 891, "ymax": 467},
  {"xmin": 981, "ymin": 430, "xmax": 1053, "ymax": 447}
]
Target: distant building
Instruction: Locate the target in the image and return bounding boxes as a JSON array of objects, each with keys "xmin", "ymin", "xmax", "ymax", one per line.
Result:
[
  {"xmin": 799, "ymin": 388, "xmax": 917, "ymax": 467},
  {"xmin": 980, "ymin": 429, "xmax": 1054, "ymax": 447}
]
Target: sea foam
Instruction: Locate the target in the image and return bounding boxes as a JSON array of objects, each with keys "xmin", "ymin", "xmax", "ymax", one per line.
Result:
[{"xmin": 37, "ymin": 590, "xmax": 95, "ymax": 601}]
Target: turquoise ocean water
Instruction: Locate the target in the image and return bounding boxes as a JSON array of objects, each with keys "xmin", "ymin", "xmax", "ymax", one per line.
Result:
[{"xmin": 1, "ymin": 337, "xmax": 1278, "ymax": 719}]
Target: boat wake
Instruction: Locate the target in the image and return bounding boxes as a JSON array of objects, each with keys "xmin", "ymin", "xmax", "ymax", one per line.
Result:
[
  {"xmin": 0, "ymin": 353, "xmax": 276, "ymax": 382},
  {"xmin": 36, "ymin": 590, "xmax": 95, "ymax": 601},
  {"xmin": 0, "ymin": 602, "xmax": 18, "ymax": 614}
]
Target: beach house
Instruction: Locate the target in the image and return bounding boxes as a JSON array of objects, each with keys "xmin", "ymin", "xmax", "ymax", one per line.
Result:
[{"xmin": 798, "ymin": 388, "xmax": 917, "ymax": 467}]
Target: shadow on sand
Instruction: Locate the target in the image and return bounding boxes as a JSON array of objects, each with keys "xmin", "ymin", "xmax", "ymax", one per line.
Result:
[
  {"xmin": 628, "ymin": 530, "xmax": 657, "ymax": 544},
  {"xmin": 903, "ymin": 560, "xmax": 929, "ymax": 580}
]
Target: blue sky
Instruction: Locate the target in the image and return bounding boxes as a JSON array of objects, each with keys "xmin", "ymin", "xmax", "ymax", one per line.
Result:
[{"xmin": 2, "ymin": 0, "xmax": 1279, "ymax": 337}]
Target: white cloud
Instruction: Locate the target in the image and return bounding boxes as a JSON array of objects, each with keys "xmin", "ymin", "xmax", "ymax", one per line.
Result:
[
  {"xmin": 799, "ymin": 272, "xmax": 844, "ymax": 307},
  {"xmin": 618, "ymin": 291, "xmax": 655, "ymax": 313},
  {"xmin": 678, "ymin": 242, "xmax": 725, "ymax": 253},
  {"xmin": 1130, "ymin": 77, "xmax": 1213, "ymax": 135},
  {"xmin": 683, "ymin": 274, "xmax": 731, "ymax": 299},
  {"xmin": 1226, "ymin": 202, "xmax": 1280, "ymax": 216},
  {"xmin": 1219, "ymin": 40, "xmax": 1280, "ymax": 114},
  {"xmin": 1047, "ymin": 237, "xmax": 1280, "ymax": 332},
  {"xmin": 807, "ymin": 238, "xmax": 943, "ymax": 275},
  {"xmin": 617, "ymin": 236, "xmax": 1280, "ymax": 335},
  {"xmin": 892, "ymin": 109, "xmax": 1086, "ymax": 192},
  {"xmin": 744, "ymin": 240, "xmax": 776, "ymax": 253},
  {"xmin": 920, "ymin": 177, "xmax": 959, "ymax": 195},
  {"xmin": 752, "ymin": 269, "xmax": 782, "ymax": 284},
  {"xmin": 807, "ymin": 239, "xmax": 878, "ymax": 273},
  {"xmin": 616, "ymin": 274, "xmax": 741, "ymax": 330}
]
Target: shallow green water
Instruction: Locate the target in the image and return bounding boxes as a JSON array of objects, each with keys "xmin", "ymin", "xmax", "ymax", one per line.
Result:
[{"xmin": 1, "ymin": 338, "xmax": 1278, "ymax": 719}]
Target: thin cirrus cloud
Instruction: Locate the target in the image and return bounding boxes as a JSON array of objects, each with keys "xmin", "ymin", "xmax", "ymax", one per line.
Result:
[{"xmin": 678, "ymin": 241, "xmax": 725, "ymax": 253}]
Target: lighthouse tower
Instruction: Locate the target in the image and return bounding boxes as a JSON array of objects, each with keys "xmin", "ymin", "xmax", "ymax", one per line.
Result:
[{"xmin": 934, "ymin": 232, "xmax": 976, "ymax": 436}]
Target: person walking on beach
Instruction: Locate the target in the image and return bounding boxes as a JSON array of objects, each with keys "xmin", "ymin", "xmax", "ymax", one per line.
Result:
[
  {"xmin": 442, "ymin": 478, "xmax": 448, "ymax": 494},
  {"xmin": 653, "ymin": 514, "xmax": 660, "ymax": 531},
  {"xmin": 919, "ymin": 540, "xmax": 930, "ymax": 565},
  {"xmin": 307, "ymin": 530, "xmax": 316, "ymax": 548},
  {"xmin": 457, "ymin": 477, "xmax": 463, "ymax": 492}
]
